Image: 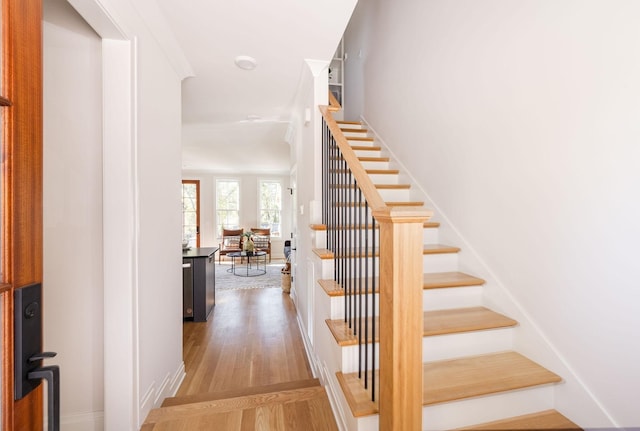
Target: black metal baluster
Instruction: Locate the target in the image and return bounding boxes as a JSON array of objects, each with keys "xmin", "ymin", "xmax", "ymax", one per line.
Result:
[
  {"xmin": 371, "ymin": 216, "xmax": 377, "ymax": 401},
  {"xmin": 363, "ymin": 204, "xmax": 370, "ymax": 390},
  {"xmin": 357, "ymin": 185, "xmax": 363, "ymax": 378}
]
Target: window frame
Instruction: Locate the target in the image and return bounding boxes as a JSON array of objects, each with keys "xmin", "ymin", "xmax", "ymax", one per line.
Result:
[
  {"xmin": 257, "ymin": 178, "xmax": 282, "ymax": 238},
  {"xmin": 181, "ymin": 180, "xmax": 200, "ymax": 248},
  {"xmin": 215, "ymin": 178, "xmax": 241, "ymax": 239}
]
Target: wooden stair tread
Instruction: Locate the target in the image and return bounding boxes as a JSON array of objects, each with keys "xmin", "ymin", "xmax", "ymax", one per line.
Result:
[
  {"xmin": 336, "ymin": 351, "xmax": 562, "ymax": 417},
  {"xmin": 366, "ymin": 169, "xmax": 399, "ymax": 175},
  {"xmin": 386, "ymin": 201, "xmax": 424, "ymax": 207},
  {"xmin": 454, "ymin": 409, "xmax": 582, "ymax": 430},
  {"xmin": 337, "ymin": 120, "xmax": 361, "ymax": 125},
  {"xmin": 341, "ymin": 128, "xmax": 369, "ymax": 134},
  {"xmin": 161, "ymin": 379, "xmax": 321, "ymax": 407},
  {"xmin": 318, "ymin": 271, "xmax": 481, "ymax": 296},
  {"xmin": 326, "ymin": 306, "xmax": 517, "ymax": 346},
  {"xmin": 350, "ymin": 145, "xmax": 380, "ymax": 151},
  {"xmin": 310, "ymin": 221, "xmax": 439, "ymax": 231},
  {"xmin": 423, "ymin": 244, "xmax": 460, "ymax": 254},
  {"xmin": 144, "ymin": 385, "xmax": 337, "ymax": 430},
  {"xmin": 347, "ymin": 136, "xmax": 374, "ymax": 142},
  {"xmin": 330, "ymin": 183, "xmax": 410, "ymax": 189},
  {"xmin": 358, "ymin": 156, "xmax": 389, "ymax": 162},
  {"xmin": 423, "ymin": 271, "xmax": 485, "ymax": 289},
  {"xmin": 313, "ymin": 244, "xmax": 459, "ymax": 259}
]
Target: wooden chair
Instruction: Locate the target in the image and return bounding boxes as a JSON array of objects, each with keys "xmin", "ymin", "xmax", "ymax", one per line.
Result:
[
  {"xmin": 219, "ymin": 228, "xmax": 243, "ymax": 263},
  {"xmin": 250, "ymin": 228, "xmax": 271, "ymax": 263}
]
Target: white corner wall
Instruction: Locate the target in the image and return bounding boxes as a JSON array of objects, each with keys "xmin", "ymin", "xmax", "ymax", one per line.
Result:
[
  {"xmin": 43, "ymin": 0, "xmax": 104, "ymax": 428},
  {"xmin": 345, "ymin": 0, "xmax": 640, "ymax": 428}
]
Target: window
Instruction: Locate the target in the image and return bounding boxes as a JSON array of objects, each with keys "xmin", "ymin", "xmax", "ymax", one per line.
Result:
[
  {"xmin": 182, "ymin": 180, "xmax": 200, "ymax": 247},
  {"xmin": 259, "ymin": 180, "xmax": 281, "ymax": 237},
  {"xmin": 216, "ymin": 179, "xmax": 240, "ymax": 237}
]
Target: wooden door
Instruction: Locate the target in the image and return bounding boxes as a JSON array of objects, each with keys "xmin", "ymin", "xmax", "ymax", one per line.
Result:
[{"xmin": 1, "ymin": 0, "xmax": 44, "ymax": 429}]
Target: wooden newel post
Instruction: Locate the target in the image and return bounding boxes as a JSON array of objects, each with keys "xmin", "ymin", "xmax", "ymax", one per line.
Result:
[{"xmin": 374, "ymin": 207, "xmax": 432, "ymax": 431}]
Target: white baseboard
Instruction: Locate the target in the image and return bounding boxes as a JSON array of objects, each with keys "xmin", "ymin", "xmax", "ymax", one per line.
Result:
[
  {"xmin": 60, "ymin": 411, "xmax": 104, "ymax": 431},
  {"xmin": 296, "ymin": 312, "xmax": 320, "ymax": 378},
  {"xmin": 138, "ymin": 361, "xmax": 186, "ymax": 427},
  {"xmin": 295, "ymin": 308, "xmax": 350, "ymax": 431}
]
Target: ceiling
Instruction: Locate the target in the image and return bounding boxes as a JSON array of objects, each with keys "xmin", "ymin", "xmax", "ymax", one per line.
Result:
[{"xmin": 154, "ymin": 0, "xmax": 358, "ymax": 175}]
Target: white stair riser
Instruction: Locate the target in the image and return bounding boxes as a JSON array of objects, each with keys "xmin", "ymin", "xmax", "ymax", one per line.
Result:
[
  {"xmin": 367, "ymin": 174, "xmax": 400, "ymax": 185},
  {"xmin": 352, "ymin": 148, "xmax": 381, "ymax": 157},
  {"xmin": 423, "ymin": 285, "xmax": 483, "ymax": 310},
  {"xmin": 337, "ymin": 327, "xmax": 514, "ymax": 374},
  {"xmin": 319, "ymin": 252, "xmax": 459, "ymax": 280},
  {"xmin": 330, "ymin": 187, "xmax": 411, "ymax": 202},
  {"xmin": 423, "ymin": 227, "xmax": 439, "ymax": 244},
  {"xmin": 342, "ymin": 131, "xmax": 370, "ymax": 138},
  {"xmin": 360, "ymin": 160, "xmax": 390, "ymax": 170},
  {"xmin": 355, "ymin": 385, "xmax": 556, "ymax": 431},
  {"xmin": 330, "ymin": 293, "xmax": 380, "ymax": 320},
  {"xmin": 327, "ymin": 285, "xmax": 483, "ymax": 320},
  {"xmin": 423, "ymin": 385, "xmax": 556, "ymax": 430},
  {"xmin": 423, "ymin": 252, "xmax": 459, "ymax": 273},
  {"xmin": 423, "ymin": 327, "xmax": 514, "ymax": 362},
  {"xmin": 313, "ymin": 230, "xmax": 326, "ymax": 249},
  {"xmin": 316, "ymin": 227, "xmax": 438, "ymax": 248},
  {"xmin": 338, "ymin": 123, "xmax": 366, "ymax": 130},
  {"xmin": 348, "ymin": 142, "xmax": 377, "ymax": 151}
]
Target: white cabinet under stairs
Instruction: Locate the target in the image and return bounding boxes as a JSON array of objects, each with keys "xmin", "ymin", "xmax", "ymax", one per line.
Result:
[{"xmin": 309, "ymin": 121, "xmax": 582, "ymax": 431}]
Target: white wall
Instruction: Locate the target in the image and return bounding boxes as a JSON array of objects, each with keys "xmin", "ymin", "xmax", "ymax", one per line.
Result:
[
  {"xmin": 45, "ymin": 0, "xmax": 190, "ymax": 429},
  {"xmin": 287, "ymin": 60, "xmax": 331, "ymax": 376},
  {"xmin": 43, "ymin": 0, "xmax": 104, "ymax": 428},
  {"xmin": 345, "ymin": 0, "xmax": 640, "ymax": 428},
  {"xmin": 181, "ymin": 172, "xmax": 291, "ymax": 259}
]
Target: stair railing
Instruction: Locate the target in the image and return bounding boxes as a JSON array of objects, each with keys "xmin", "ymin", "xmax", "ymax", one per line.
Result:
[{"xmin": 319, "ymin": 105, "xmax": 432, "ymax": 431}]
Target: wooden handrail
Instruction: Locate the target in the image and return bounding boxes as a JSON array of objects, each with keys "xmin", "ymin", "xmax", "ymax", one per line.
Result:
[
  {"xmin": 319, "ymin": 104, "xmax": 432, "ymax": 430},
  {"xmin": 319, "ymin": 105, "xmax": 386, "ymax": 211}
]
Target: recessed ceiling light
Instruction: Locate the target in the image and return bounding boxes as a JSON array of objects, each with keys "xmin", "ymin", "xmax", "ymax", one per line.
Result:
[{"xmin": 235, "ymin": 55, "xmax": 257, "ymax": 70}]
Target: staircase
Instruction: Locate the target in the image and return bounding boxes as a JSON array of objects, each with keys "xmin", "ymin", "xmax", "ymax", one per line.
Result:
[
  {"xmin": 141, "ymin": 379, "xmax": 338, "ymax": 430},
  {"xmin": 310, "ymin": 118, "xmax": 583, "ymax": 430}
]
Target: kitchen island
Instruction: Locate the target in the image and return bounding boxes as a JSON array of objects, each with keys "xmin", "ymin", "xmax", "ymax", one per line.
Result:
[{"xmin": 182, "ymin": 247, "xmax": 218, "ymax": 321}]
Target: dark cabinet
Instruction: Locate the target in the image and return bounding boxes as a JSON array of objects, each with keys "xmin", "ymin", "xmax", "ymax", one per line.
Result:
[{"xmin": 182, "ymin": 247, "xmax": 217, "ymax": 321}]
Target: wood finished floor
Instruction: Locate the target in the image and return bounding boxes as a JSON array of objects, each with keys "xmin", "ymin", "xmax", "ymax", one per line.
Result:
[
  {"xmin": 178, "ymin": 288, "xmax": 314, "ymax": 396},
  {"xmin": 142, "ymin": 287, "xmax": 338, "ymax": 430}
]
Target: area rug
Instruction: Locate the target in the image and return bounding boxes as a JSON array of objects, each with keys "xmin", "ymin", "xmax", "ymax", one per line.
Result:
[{"xmin": 216, "ymin": 262, "xmax": 286, "ymax": 290}]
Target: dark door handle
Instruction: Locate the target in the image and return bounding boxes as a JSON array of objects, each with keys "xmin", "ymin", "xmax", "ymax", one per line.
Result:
[{"xmin": 28, "ymin": 363, "xmax": 60, "ymax": 431}]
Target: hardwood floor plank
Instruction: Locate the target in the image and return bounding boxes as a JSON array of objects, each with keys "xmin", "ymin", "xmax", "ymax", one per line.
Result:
[
  {"xmin": 177, "ymin": 288, "xmax": 313, "ymax": 397},
  {"xmin": 144, "ymin": 287, "xmax": 338, "ymax": 430}
]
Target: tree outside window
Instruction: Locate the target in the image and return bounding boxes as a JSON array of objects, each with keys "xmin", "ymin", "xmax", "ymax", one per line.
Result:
[
  {"xmin": 216, "ymin": 179, "xmax": 240, "ymax": 237},
  {"xmin": 259, "ymin": 180, "xmax": 281, "ymax": 237},
  {"xmin": 182, "ymin": 180, "xmax": 199, "ymax": 247}
]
